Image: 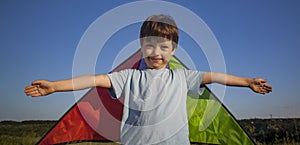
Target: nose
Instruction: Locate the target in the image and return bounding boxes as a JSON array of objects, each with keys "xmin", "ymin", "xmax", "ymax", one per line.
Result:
[{"xmin": 152, "ymin": 46, "xmax": 161, "ymax": 56}]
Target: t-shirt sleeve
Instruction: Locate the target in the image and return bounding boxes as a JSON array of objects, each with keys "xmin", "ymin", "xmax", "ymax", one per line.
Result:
[
  {"xmin": 107, "ymin": 69, "xmax": 132, "ymax": 99},
  {"xmin": 183, "ymin": 69, "xmax": 205, "ymax": 95}
]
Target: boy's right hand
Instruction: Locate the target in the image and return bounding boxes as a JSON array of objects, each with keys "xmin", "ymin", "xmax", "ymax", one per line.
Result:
[{"xmin": 24, "ymin": 80, "xmax": 55, "ymax": 97}]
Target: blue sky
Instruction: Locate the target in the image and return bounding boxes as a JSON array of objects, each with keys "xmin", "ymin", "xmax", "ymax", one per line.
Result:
[{"xmin": 0, "ymin": 0, "xmax": 299, "ymax": 121}]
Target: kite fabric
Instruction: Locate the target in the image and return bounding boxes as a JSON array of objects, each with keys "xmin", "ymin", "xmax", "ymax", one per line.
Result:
[{"xmin": 37, "ymin": 51, "xmax": 254, "ymax": 145}]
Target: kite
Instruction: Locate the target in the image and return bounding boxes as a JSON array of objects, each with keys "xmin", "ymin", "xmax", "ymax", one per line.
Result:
[{"xmin": 37, "ymin": 51, "xmax": 255, "ymax": 145}]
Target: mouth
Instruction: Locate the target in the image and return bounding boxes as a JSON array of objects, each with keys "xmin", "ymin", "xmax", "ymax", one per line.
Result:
[{"xmin": 147, "ymin": 57, "xmax": 163, "ymax": 62}]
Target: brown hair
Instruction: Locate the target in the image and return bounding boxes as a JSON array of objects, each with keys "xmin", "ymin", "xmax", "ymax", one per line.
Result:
[{"xmin": 140, "ymin": 14, "xmax": 178, "ymax": 49}]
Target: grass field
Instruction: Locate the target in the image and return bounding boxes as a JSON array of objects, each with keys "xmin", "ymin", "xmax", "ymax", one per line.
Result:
[
  {"xmin": 0, "ymin": 120, "xmax": 54, "ymax": 145},
  {"xmin": 0, "ymin": 118, "xmax": 299, "ymax": 145}
]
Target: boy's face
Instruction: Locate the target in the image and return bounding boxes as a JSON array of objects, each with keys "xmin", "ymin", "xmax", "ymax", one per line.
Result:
[{"xmin": 141, "ymin": 37, "xmax": 175, "ymax": 69}]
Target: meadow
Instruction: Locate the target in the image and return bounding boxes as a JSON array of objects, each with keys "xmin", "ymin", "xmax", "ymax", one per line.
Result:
[{"xmin": 0, "ymin": 118, "xmax": 299, "ymax": 145}]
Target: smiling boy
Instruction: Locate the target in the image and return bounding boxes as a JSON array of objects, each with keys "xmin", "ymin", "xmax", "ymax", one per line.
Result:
[{"xmin": 25, "ymin": 14, "xmax": 272, "ymax": 145}]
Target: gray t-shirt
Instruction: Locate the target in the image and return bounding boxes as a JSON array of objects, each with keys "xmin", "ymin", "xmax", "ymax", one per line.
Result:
[{"xmin": 108, "ymin": 68, "xmax": 204, "ymax": 145}]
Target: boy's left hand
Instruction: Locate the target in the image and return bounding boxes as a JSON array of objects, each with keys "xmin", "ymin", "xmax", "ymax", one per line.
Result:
[{"xmin": 249, "ymin": 78, "xmax": 272, "ymax": 94}]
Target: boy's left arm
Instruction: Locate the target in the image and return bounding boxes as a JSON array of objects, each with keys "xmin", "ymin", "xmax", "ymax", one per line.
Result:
[{"xmin": 202, "ymin": 72, "xmax": 272, "ymax": 94}]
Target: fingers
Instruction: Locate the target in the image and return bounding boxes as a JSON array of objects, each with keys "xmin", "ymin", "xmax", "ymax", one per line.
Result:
[
  {"xmin": 32, "ymin": 80, "xmax": 42, "ymax": 85},
  {"xmin": 258, "ymin": 83, "xmax": 272, "ymax": 94},
  {"xmin": 260, "ymin": 78, "xmax": 267, "ymax": 83},
  {"xmin": 255, "ymin": 78, "xmax": 267, "ymax": 84},
  {"xmin": 24, "ymin": 85, "xmax": 42, "ymax": 97},
  {"xmin": 258, "ymin": 87, "xmax": 270, "ymax": 94},
  {"xmin": 260, "ymin": 79, "xmax": 272, "ymax": 93},
  {"xmin": 263, "ymin": 84, "xmax": 272, "ymax": 92},
  {"xmin": 251, "ymin": 78, "xmax": 272, "ymax": 94},
  {"xmin": 25, "ymin": 80, "xmax": 43, "ymax": 97},
  {"xmin": 24, "ymin": 85, "xmax": 36, "ymax": 93},
  {"xmin": 30, "ymin": 90, "xmax": 42, "ymax": 97}
]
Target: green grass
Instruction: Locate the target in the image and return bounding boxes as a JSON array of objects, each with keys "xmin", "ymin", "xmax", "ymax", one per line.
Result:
[
  {"xmin": 0, "ymin": 120, "xmax": 55, "ymax": 145},
  {"xmin": 0, "ymin": 119, "xmax": 299, "ymax": 145}
]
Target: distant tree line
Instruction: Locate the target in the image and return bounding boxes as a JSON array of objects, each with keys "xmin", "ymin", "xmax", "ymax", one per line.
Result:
[{"xmin": 239, "ymin": 118, "xmax": 300, "ymax": 144}]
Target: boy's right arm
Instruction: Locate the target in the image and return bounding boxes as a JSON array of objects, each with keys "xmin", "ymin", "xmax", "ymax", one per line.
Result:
[{"xmin": 24, "ymin": 74, "xmax": 111, "ymax": 97}]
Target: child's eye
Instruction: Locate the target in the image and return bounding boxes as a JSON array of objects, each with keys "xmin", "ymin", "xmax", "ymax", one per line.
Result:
[
  {"xmin": 161, "ymin": 45, "xmax": 169, "ymax": 50},
  {"xmin": 145, "ymin": 44, "xmax": 154, "ymax": 49}
]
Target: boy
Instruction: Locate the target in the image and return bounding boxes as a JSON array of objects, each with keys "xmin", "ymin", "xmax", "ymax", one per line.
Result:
[{"xmin": 25, "ymin": 14, "xmax": 272, "ymax": 145}]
